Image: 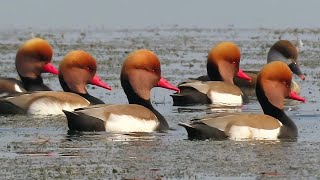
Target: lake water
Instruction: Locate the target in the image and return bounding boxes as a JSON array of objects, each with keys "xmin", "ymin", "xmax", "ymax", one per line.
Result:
[{"xmin": 0, "ymin": 27, "xmax": 320, "ymax": 179}]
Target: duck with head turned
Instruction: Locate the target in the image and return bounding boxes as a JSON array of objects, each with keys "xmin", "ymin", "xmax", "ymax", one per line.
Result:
[
  {"xmin": 0, "ymin": 38, "xmax": 59, "ymax": 97},
  {"xmin": 171, "ymin": 42, "xmax": 251, "ymax": 106},
  {"xmin": 179, "ymin": 61, "xmax": 305, "ymax": 140},
  {"xmin": 234, "ymin": 40, "xmax": 305, "ymax": 95},
  {"xmin": 0, "ymin": 50, "xmax": 111, "ymax": 115},
  {"xmin": 64, "ymin": 49, "xmax": 180, "ymax": 132}
]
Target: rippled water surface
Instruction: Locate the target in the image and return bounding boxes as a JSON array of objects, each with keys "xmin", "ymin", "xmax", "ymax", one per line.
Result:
[{"xmin": 0, "ymin": 27, "xmax": 320, "ymax": 179}]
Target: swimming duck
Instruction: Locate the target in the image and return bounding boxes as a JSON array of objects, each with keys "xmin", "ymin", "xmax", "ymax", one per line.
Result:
[
  {"xmin": 171, "ymin": 42, "xmax": 251, "ymax": 106},
  {"xmin": 0, "ymin": 38, "xmax": 59, "ymax": 97},
  {"xmin": 0, "ymin": 50, "xmax": 111, "ymax": 115},
  {"xmin": 64, "ymin": 49, "xmax": 180, "ymax": 132},
  {"xmin": 234, "ymin": 40, "xmax": 305, "ymax": 95},
  {"xmin": 179, "ymin": 61, "xmax": 305, "ymax": 140}
]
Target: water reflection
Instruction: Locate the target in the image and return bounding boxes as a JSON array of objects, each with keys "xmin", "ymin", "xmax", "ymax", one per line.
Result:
[
  {"xmin": 66, "ymin": 130, "xmax": 157, "ymax": 142},
  {"xmin": 174, "ymin": 104, "xmax": 242, "ymax": 114}
]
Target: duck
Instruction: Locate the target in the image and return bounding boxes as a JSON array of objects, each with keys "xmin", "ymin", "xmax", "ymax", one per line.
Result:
[
  {"xmin": 234, "ymin": 40, "xmax": 305, "ymax": 95},
  {"xmin": 179, "ymin": 61, "xmax": 306, "ymax": 140},
  {"xmin": 0, "ymin": 38, "xmax": 59, "ymax": 97},
  {"xmin": 171, "ymin": 42, "xmax": 252, "ymax": 106},
  {"xmin": 0, "ymin": 50, "xmax": 111, "ymax": 115},
  {"xmin": 63, "ymin": 49, "xmax": 180, "ymax": 132}
]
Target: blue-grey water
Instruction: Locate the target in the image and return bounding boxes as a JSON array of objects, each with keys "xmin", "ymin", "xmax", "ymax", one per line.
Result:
[
  {"xmin": 0, "ymin": 27, "xmax": 319, "ymax": 179},
  {"xmin": 1, "ymin": 1, "xmax": 320, "ymax": 178}
]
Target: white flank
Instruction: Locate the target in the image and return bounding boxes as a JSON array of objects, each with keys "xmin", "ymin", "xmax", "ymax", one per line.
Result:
[
  {"xmin": 27, "ymin": 98, "xmax": 86, "ymax": 115},
  {"xmin": 0, "ymin": 93, "xmax": 9, "ymax": 97},
  {"xmin": 14, "ymin": 84, "xmax": 23, "ymax": 92},
  {"xmin": 105, "ymin": 114, "xmax": 159, "ymax": 133},
  {"xmin": 228, "ymin": 125, "xmax": 281, "ymax": 141},
  {"xmin": 209, "ymin": 91, "xmax": 242, "ymax": 106}
]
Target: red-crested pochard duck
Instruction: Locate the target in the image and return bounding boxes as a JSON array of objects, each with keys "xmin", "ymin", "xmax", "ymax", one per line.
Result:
[
  {"xmin": 0, "ymin": 50, "xmax": 111, "ymax": 115},
  {"xmin": 171, "ymin": 42, "xmax": 251, "ymax": 106},
  {"xmin": 179, "ymin": 61, "xmax": 306, "ymax": 140},
  {"xmin": 0, "ymin": 38, "xmax": 59, "ymax": 97},
  {"xmin": 234, "ymin": 40, "xmax": 305, "ymax": 95},
  {"xmin": 63, "ymin": 49, "xmax": 180, "ymax": 132}
]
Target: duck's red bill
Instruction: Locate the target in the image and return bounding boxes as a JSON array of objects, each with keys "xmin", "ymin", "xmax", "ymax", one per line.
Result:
[
  {"xmin": 298, "ymin": 74, "xmax": 306, "ymax": 80},
  {"xmin": 157, "ymin": 77, "xmax": 180, "ymax": 92},
  {"xmin": 237, "ymin": 69, "xmax": 252, "ymax": 81},
  {"xmin": 90, "ymin": 75, "xmax": 112, "ymax": 90},
  {"xmin": 43, "ymin": 63, "xmax": 59, "ymax": 75},
  {"xmin": 289, "ymin": 91, "xmax": 306, "ymax": 103}
]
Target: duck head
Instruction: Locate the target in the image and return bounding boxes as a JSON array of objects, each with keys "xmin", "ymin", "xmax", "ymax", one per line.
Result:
[
  {"xmin": 207, "ymin": 42, "xmax": 251, "ymax": 84},
  {"xmin": 267, "ymin": 40, "xmax": 305, "ymax": 80},
  {"xmin": 257, "ymin": 61, "xmax": 305, "ymax": 110},
  {"xmin": 121, "ymin": 49, "xmax": 179, "ymax": 101},
  {"xmin": 15, "ymin": 38, "xmax": 59, "ymax": 79},
  {"xmin": 59, "ymin": 50, "xmax": 111, "ymax": 94}
]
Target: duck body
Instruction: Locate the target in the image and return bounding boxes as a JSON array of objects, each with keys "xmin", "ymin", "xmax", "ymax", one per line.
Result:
[
  {"xmin": 172, "ymin": 81, "xmax": 243, "ymax": 106},
  {"xmin": 0, "ymin": 38, "xmax": 59, "ymax": 97},
  {"xmin": 0, "ymin": 91, "xmax": 90, "ymax": 115},
  {"xmin": 0, "ymin": 78, "xmax": 26, "ymax": 97},
  {"xmin": 0, "ymin": 50, "xmax": 111, "ymax": 115},
  {"xmin": 65, "ymin": 104, "xmax": 160, "ymax": 132},
  {"xmin": 65, "ymin": 49, "xmax": 180, "ymax": 132},
  {"xmin": 179, "ymin": 113, "xmax": 286, "ymax": 140},
  {"xmin": 179, "ymin": 61, "xmax": 305, "ymax": 141},
  {"xmin": 234, "ymin": 40, "xmax": 305, "ymax": 95},
  {"xmin": 171, "ymin": 42, "xmax": 251, "ymax": 106}
]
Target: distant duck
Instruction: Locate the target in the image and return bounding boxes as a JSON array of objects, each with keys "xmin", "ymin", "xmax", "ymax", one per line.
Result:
[
  {"xmin": 171, "ymin": 42, "xmax": 251, "ymax": 106},
  {"xmin": 179, "ymin": 61, "xmax": 305, "ymax": 140},
  {"xmin": 64, "ymin": 49, "xmax": 180, "ymax": 132},
  {"xmin": 0, "ymin": 50, "xmax": 111, "ymax": 115},
  {"xmin": 234, "ymin": 40, "xmax": 305, "ymax": 95},
  {"xmin": 0, "ymin": 38, "xmax": 59, "ymax": 97}
]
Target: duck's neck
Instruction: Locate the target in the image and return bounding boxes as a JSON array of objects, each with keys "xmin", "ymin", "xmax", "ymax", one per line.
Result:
[
  {"xmin": 207, "ymin": 61, "xmax": 223, "ymax": 81},
  {"xmin": 256, "ymin": 83, "xmax": 297, "ymax": 132},
  {"xmin": 59, "ymin": 76, "xmax": 104, "ymax": 105},
  {"xmin": 19, "ymin": 74, "xmax": 51, "ymax": 91},
  {"xmin": 121, "ymin": 80, "xmax": 169, "ymax": 130}
]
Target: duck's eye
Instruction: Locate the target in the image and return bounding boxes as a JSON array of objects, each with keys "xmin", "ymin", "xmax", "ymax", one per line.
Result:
[
  {"xmin": 39, "ymin": 55, "xmax": 48, "ymax": 62},
  {"xmin": 149, "ymin": 69, "xmax": 156, "ymax": 73},
  {"xmin": 283, "ymin": 81, "xmax": 289, "ymax": 88}
]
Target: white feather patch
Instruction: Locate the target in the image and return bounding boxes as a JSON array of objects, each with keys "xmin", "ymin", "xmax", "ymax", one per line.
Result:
[
  {"xmin": 14, "ymin": 84, "xmax": 23, "ymax": 92},
  {"xmin": 27, "ymin": 98, "xmax": 86, "ymax": 115},
  {"xmin": 0, "ymin": 93, "xmax": 9, "ymax": 97},
  {"xmin": 105, "ymin": 114, "xmax": 159, "ymax": 133},
  {"xmin": 209, "ymin": 91, "xmax": 242, "ymax": 106},
  {"xmin": 228, "ymin": 125, "xmax": 282, "ymax": 141}
]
